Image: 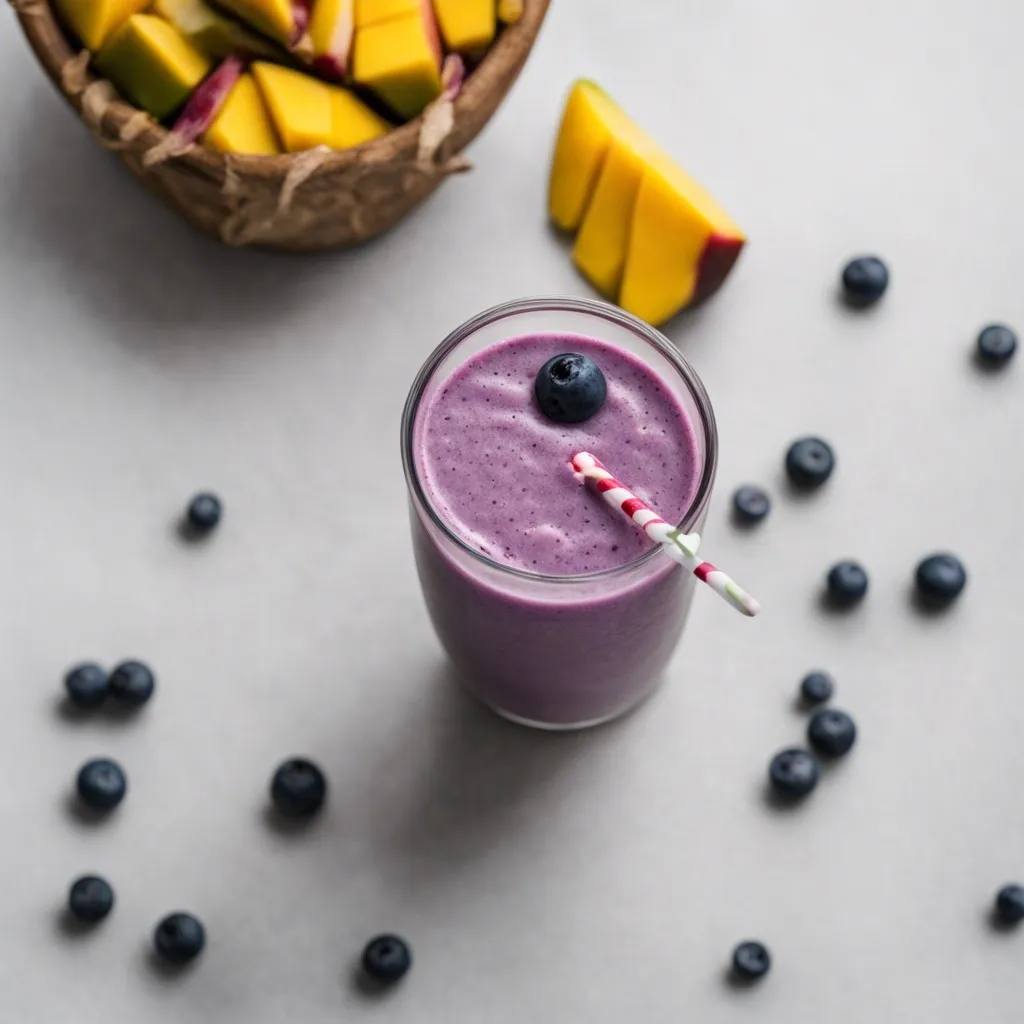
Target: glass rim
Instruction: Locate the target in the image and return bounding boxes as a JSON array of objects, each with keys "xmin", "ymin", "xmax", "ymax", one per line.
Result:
[{"xmin": 400, "ymin": 296, "xmax": 719, "ymax": 585}]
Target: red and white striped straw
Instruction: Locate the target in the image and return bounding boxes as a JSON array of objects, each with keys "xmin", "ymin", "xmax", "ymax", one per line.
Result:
[{"xmin": 570, "ymin": 452, "xmax": 760, "ymax": 617}]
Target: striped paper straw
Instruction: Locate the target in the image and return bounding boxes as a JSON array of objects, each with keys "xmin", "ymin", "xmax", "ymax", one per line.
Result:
[{"xmin": 570, "ymin": 452, "xmax": 761, "ymax": 617}]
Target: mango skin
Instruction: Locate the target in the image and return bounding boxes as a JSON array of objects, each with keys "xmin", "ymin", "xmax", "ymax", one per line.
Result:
[
  {"xmin": 96, "ymin": 14, "xmax": 211, "ymax": 120},
  {"xmin": 54, "ymin": 0, "xmax": 149, "ymax": 51},
  {"xmin": 203, "ymin": 72, "xmax": 280, "ymax": 154}
]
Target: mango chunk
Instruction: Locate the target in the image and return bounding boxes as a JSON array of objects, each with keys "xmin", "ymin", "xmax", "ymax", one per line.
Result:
[
  {"xmin": 152, "ymin": 0, "xmax": 283, "ymax": 59},
  {"xmin": 353, "ymin": 6, "xmax": 441, "ymax": 119},
  {"xmin": 326, "ymin": 85, "xmax": 391, "ymax": 148},
  {"xmin": 54, "ymin": 0, "xmax": 148, "ymax": 51},
  {"xmin": 309, "ymin": 0, "xmax": 353, "ymax": 78},
  {"xmin": 212, "ymin": 0, "xmax": 299, "ymax": 46},
  {"xmin": 203, "ymin": 72, "xmax": 280, "ymax": 154},
  {"xmin": 433, "ymin": 0, "xmax": 495, "ymax": 52},
  {"xmin": 252, "ymin": 61, "xmax": 330, "ymax": 151},
  {"xmin": 619, "ymin": 157, "xmax": 745, "ymax": 325},
  {"xmin": 354, "ymin": 0, "xmax": 417, "ymax": 28},
  {"xmin": 96, "ymin": 14, "xmax": 210, "ymax": 120}
]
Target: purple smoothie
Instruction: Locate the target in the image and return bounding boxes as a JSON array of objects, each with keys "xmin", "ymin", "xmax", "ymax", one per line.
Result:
[{"xmin": 404, "ymin": 307, "xmax": 715, "ymax": 729}]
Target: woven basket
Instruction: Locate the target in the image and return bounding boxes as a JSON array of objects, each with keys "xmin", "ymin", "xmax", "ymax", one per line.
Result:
[{"xmin": 13, "ymin": 0, "xmax": 549, "ymax": 249}]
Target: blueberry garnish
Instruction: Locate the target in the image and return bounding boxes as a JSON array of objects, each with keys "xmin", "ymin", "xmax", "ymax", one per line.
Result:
[
  {"xmin": 64, "ymin": 663, "xmax": 109, "ymax": 710},
  {"xmin": 534, "ymin": 353, "xmax": 607, "ymax": 424},
  {"xmin": 826, "ymin": 561, "xmax": 869, "ymax": 607},
  {"xmin": 68, "ymin": 875, "xmax": 115, "ymax": 922},
  {"xmin": 915, "ymin": 553, "xmax": 967, "ymax": 609},
  {"xmin": 976, "ymin": 324, "xmax": 1017, "ymax": 368},
  {"xmin": 109, "ymin": 660, "xmax": 155, "ymax": 707},
  {"xmin": 785, "ymin": 437, "xmax": 835, "ymax": 489},
  {"xmin": 800, "ymin": 671, "xmax": 834, "ymax": 706},
  {"xmin": 841, "ymin": 256, "xmax": 889, "ymax": 305},
  {"xmin": 154, "ymin": 912, "xmax": 206, "ymax": 964},
  {"xmin": 76, "ymin": 758, "xmax": 127, "ymax": 811},
  {"xmin": 187, "ymin": 493, "xmax": 222, "ymax": 532},
  {"xmin": 732, "ymin": 940, "xmax": 771, "ymax": 980},
  {"xmin": 995, "ymin": 885, "xmax": 1024, "ymax": 925},
  {"xmin": 808, "ymin": 708, "xmax": 857, "ymax": 757},
  {"xmin": 270, "ymin": 758, "xmax": 327, "ymax": 817},
  {"xmin": 362, "ymin": 934, "xmax": 412, "ymax": 984},
  {"xmin": 768, "ymin": 748, "xmax": 820, "ymax": 799},
  {"xmin": 732, "ymin": 485, "xmax": 771, "ymax": 523}
]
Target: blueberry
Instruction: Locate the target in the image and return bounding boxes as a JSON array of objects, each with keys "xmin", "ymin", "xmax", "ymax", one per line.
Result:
[
  {"xmin": 826, "ymin": 561, "xmax": 869, "ymax": 607},
  {"xmin": 76, "ymin": 758, "xmax": 127, "ymax": 810},
  {"xmin": 785, "ymin": 437, "xmax": 835, "ymax": 489},
  {"xmin": 915, "ymin": 553, "xmax": 967, "ymax": 608},
  {"xmin": 976, "ymin": 324, "xmax": 1017, "ymax": 367},
  {"xmin": 154, "ymin": 912, "xmax": 205, "ymax": 964},
  {"xmin": 187, "ymin": 493, "xmax": 222, "ymax": 532},
  {"xmin": 534, "ymin": 353, "xmax": 607, "ymax": 424},
  {"xmin": 732, "ymin": 940, "xmax": 771, "ymax": 980},
  {"xmin": 808, "ymin": 708, "xmax": 857, "ymax": 757},
  {"xmin": 769, "ymin": 748, "xmax": 820, "ymax": 799},
  {"xmin": 362, "ymin": 935, "xmax": 412, "ymax": 984},
  {"xmin": 68, "ymin": 875, "xmax": 115, "ymax": 922},
  {"xmin": 841, "ymin": 256, "xmax": 889, "ymax": 305},
  {"xmin": 108, "ymin": 660, "xmax": 155, "ymax": 707},
  {"xmin": 995, "ymin": 885, "xmax": 1024, "ymax": 924},
  {"xmin": 64, "ymin": 663, "xmax": 109, "ymax": 710},
  {"xmin": 800, "ymin": 671, "xmax": 834, "ymax": 705},
  {"xmin": 270, "ymin": 758, "xmax": 326, "ymax": 817},
  {"xmin": 732, "ymin": 485, "xmax": 771, "ymax": 523}
]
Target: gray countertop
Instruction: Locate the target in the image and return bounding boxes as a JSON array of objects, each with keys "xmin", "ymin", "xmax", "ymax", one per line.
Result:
[{"xmin": 2, "ymin": 1, "xmax": 1023, "ymax": 1021}]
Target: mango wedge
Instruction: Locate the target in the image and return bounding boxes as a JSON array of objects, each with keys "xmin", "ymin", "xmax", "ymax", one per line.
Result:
[
  {"xmin": 252, "ymin": 61, "xmax": 330, "ymax": 150},
  {"xmin": 96, "ymin": 14, "xmax": 210, "ymax": 120},
  {"xmin": 354, "ymin": 0, "xmax": 417, "ymax": 28},
  {"xmin": 309, "ymin": 0, "xmax": 353, "ymax": 78},
  {"xmin": 212, "ymin": 0, "xmax": 300, "ymax": 47},
  {"xmin": 327, "ymin": 86, "xmax": 390, "ymax": 148},
  {"xmin": 433, "ymin": 0, "xmax": 495, "ymax": 53},
  {"xmin": 54, "ymin": 0, "xmax": 148, "ymax": 51},
  {"xmin": 203, "ymin": 72, "xmax": 280, "ymax": 154},
  {"xmin": 152, "ymin": 0, "xmax": 283, "ymax": 60}
]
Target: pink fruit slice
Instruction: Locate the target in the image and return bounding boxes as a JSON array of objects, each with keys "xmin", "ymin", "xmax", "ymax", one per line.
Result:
[{"xmin": 170, "ymin": 55, "xmax": 245, "ymax": 145}]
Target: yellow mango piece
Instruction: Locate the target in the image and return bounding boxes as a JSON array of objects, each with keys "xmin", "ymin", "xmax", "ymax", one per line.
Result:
[
  {"xmin": 213, "ymin": 0, "xmax": 296, "ymax": 45},
  {"xmin": 309, "ymin": 0, "xmax": 353, "ymax": 75},
  {"xmin": 326, "ymin": 85, "xmax": 391, "ymax": 148},
  {"xmin": 354, "ymin": 0, "xmax": 417, "ymax": 28},
  {"xmin": 353, "ymin": 8, "xmax": 441, "ymax": 119},
  {"xmin": 96, "ymin": 14, "xmax": 210, "ymax": 120},
  {"xmin": 620, "ymin": 157, "xmax": 745, "ymax": 325},
  {"xmin": 252, "ymin": 62, "xmax": 331, "ymax": 151},
  {"xmin": 433, "ymin": 0, "xmax": 495, "ymax": 52},
  {"xmin": 54, "ymin": 0, "xmax": 148, "ymax": 50},
  {"xmin": 571, "ymin": 123, "xmax": 655, "ymax": 299},
  {"xmin": 151, "ymin": 0, "xmax": 283, "ymax": 60},
  {"xmin": 203, "ymin": 73, "xmax": 280, "ymax": 155}
]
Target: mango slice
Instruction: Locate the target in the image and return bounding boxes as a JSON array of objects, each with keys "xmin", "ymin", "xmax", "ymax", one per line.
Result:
[
  {"xmin": 96, "ymin": 14, "xmax": 211, "ymax": 120},
  {"xmin": 354, "ymin": 0, "xmax": 417, "ymax": 28},
  {"xmin": 620, "ymin": 157, "xmax": 745, "ymax": 325},
  {"xmin": 203, "ymin": 72, "xmax": 280, "ymax": 154},
  {"xmin": 326, "ymin": 86, "xmax": 391, "ymax": 148},
  {"xmin": 211, "ymin": 0, "xmax": 299, "ymax": 46},
  {"xmin": 433, "ymin": 0, "xmax": 495, "ymax": 53},
  {"xmin": 54, "ymin": 0, "xmax": 148, "ymax": 51},
  {"xmin": 152, "ymin": 0, "xmax": 282, "ymax": 60},
  {"xmin": 353, "ymin": 5, "xmax": 441, "ymax": 119},
  {"xmin": 252, "ymin": 61, "xmax": 330, "ymax": 151},
  {"xmin": 309, "ymin": 0, "xmax": 353, "ymax": 78}
]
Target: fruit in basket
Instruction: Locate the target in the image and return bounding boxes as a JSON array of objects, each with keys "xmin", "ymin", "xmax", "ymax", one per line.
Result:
[
  {"xmin": 308, "ymin": 0, "xmax": 353, "ymax": 78},
  {"xmin": 210, "ymin": 0, "xmax": 310, "ymax": 48},
  {"xmin": 96, "ymin": 14, "xmax": 211, "ymax": 120},
  {"xmin": 53, "ymin": 0, "xmax": 148, "ymax": 50},
  {"xmin": 204, "ymin": 72, "xmax": 280, "ymax": 153},
  {"xmin": 434, "ymin": 0, "xmax": 495, "ymax": 53},
  {"xmin": 354, "ymin": 0, "xmax": 418, "ymax": 28},
  {"xmin": 549, "ymin": 80, "xmax": 745, "ymax": 326},
  {"xmin": 151, "ymin": 0, "xmax": 284, "ymax": 59}
]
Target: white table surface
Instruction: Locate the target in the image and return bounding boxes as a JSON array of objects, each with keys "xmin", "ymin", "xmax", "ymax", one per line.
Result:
[{"xmin": 3, "ymin": 1, "xmax": 1023, "ymax": 1021}]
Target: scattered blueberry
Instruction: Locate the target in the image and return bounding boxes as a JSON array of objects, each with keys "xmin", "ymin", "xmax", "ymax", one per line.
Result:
[
  {"xmin": 995, "ymin": 885, "xmax": 1024, "ymax": 925},
  {"xmin": 154, "ymin": 912, "xmax": 206, "ymax": 964},
  {"xmin": 915, "ymin": 553, "xmax": 967, "ymax": 609},
  {"xmin": 769, "ymin": 748, "xmax": 821, "ymax": 799},
  {"xmin": 64, "ymin": 663, "xmax": 109, "ymax": 710},
  {"xmin": 187, "ymin": 493, "xmax": 222, "ymax": 532},
  {"xmin": 976, "ymin": 324, "xmax": 1017, "ymax": 368},
  {"xmin": 362, "ymin": 934, "xmax": 412, "ymax": 984},
  {"xmin": 785, "ymin": 437, "xmax": 835, "ymax": 489},
  {"xmin": 108, "ymin": 660, "xmax": 155, "ymax": 707},
  {"xmin": 732, "ymin": 941, "xmax": 771, "ymax": 980},
  {"xmin": 808, "ymin": 708, "xmax": 857, "ymax": 757},
  {"xmin": 800, "ymin": 671, "xmax": 834, "ymax": 705},
  {"xmin": 534, "ymin": 353, "xmax": 607, "ymax": 424},
  {"xmin": 68, "ymin": 875, "xmax": 115, "ymax": 922},
  {"xmin": 732, "ymin": 485, "xmax": 771, "ymax": 523},
  {"xmin": 76, "ymin": 758, "xmax": 127, "ymax": 811},
  {"xmin": 826, "ymin": 561, "xmax": 869, "ymax": 607},
  {"xmin": 841, "ymin": 256, "xmax": 889, "ymax": 305},
  {"xmin": 270, "ymin": 758, "xmax": 327, "ymax": 817}
]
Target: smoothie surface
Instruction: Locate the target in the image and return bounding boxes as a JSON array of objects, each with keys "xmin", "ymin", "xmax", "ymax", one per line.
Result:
[{"xmin": 416, "ymin": 332, "xmax": 701, "ymax": 575}]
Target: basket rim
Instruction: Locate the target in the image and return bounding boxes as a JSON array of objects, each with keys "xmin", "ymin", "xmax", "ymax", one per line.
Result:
[{"xmin": 13, "ymin": 0, "xmax": 549, "ymax": 180}]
